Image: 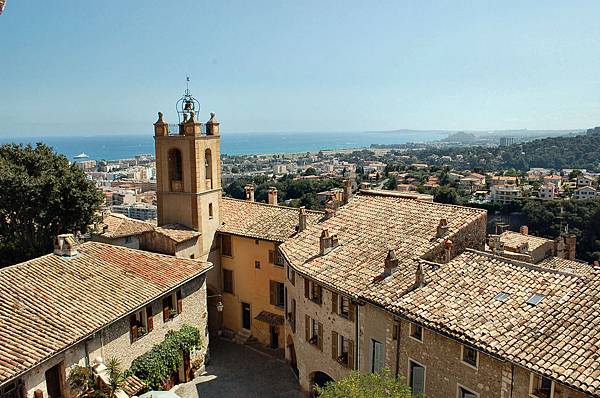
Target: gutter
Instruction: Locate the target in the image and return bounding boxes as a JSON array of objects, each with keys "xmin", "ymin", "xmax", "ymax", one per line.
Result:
[{"xmin": 0, "ymin": 263, "xmax": 213, "ymax": 388}]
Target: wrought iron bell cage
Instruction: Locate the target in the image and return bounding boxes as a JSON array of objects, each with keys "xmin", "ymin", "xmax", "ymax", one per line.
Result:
[{"xmin": 175, "ymin": 85, "xmax": 201, "ymax": 124}]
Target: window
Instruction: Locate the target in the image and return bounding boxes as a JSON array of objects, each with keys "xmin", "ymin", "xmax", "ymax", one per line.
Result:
[
  {"xmin": 304, "ymin": 278, "xmax": 322, "ymax": 304},
  {"xmin": 340, "ymin": 335, "xmax": 349, "ymax": 365},
  {"xmin": 527, "ymin": 294, "xmax": 544, "ymax": 306},
  {"xmin": 190, "ymin": 254, "xmax": 195, "ymax": 259},
  {"xmin": 287, "ymin": 266, "xmax": 296, "ymax": 286},
  {"xmin": 494, "ymin": 292, "xmax": 510, "ymax": 302},
  {"xmin": 270, "ymin": 281, "xmax": 285, "ymax": 308},
  {"xmin": 125, "ymin": 236, "xmax": 133, "ymax": 244},
  {"xmin": 130, "ymin": 306, "xmax": 153, "ymax": 342},
  {"xmin": 305, "ymin": 315, "xmax": 323, "ymax": 351},
  {"xmin": 409, "ymin": 360, "xmax": 425, "ymax": 396},
  {"xmin": 530, "ymin": 374, "xmax": 553, "ymax": 398},
  {"xmin": 410, "ymin": 323, "xmax": 423, "ymax": 342},
  {"xmin": 392, "ymin": 324, "xmax": 400, "ymax": 341},
  {"xmin": 372, "ymin": 340, "xmax": 384, "ymax": 372},
  {"xmin": 221, "ymin": 234, "xmax": 232, "ymax": 257},
  {"xmin": 462, "ymin": 345, "xmax": 478, "ymax": 368},
  {"xmin": 168, "ymin": 149, "xmax": 183, "ymax": 192},
  {"xmin": 458, "ymin": 385, "xmax": 479, "ymax": 398},
  {"xmin": 0, "ymin": 380, "xmax": 23, "ymax": 398},
  {"xmin": 287, "ymin": 298, "xmax": 296, "ymax": 332},
  {"xmin": 205, "ymin": 149, "xmax": 213, "ymax": 189},
  {"xmin": 162, "ymin": 290, "xmax": 182, "ymax": 321},
  {"xmin": 255, "ymin": 260, "xmax": 261, "ymax": 269},
  {"xmin": 209, "ymin": 203, "xmax": 213, "ymax": 219},
  {"xmin": 275, "ymin": 249, "xmax": 285, "ymax": 266},
  {"xmin": 223, "ymin": 269, "xmax": 234, "ymax": 294},
  {"xmin": 340, "ymin": 296, "xmax": 350, "ymax": 318}
]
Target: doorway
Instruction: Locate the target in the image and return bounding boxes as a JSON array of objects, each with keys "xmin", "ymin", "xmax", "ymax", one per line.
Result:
[
  {"xmin": 242, "ymin": 302, "xmax": 251, "ymax": 330},
  {"xmin": 270, "ymin": 326, "xmax": 279, "ymax": 349},
  {"xmin": 45, "ymin": 363, "xmax": 63, "ymax": 398}
]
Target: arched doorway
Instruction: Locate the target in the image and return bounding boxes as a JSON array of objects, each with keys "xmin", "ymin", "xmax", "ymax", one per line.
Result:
[
  {"xmin": 286, "ymin": 335, "xmax": 298, "ymax": 376},
  {"xmin": 310, "ymin": 371, "xmax": 334, "ymax": 396}
]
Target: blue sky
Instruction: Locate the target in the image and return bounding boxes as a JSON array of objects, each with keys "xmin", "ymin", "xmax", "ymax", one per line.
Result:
[{"xmin": 1, "ymin": 1, "xmax": 599, "ymax": 136}]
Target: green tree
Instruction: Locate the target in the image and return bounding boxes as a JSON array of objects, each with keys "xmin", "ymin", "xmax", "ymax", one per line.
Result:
[
  {"xmin": 0, "ymin": 143, "xmax": 103, "ymax": 267},
  {"xmin": 314, "ymin": 369, "xmax": 413, "ymax": 398},
  {"xmin": 303, "ymin": 167, "xmax": 317, "ymax": 176},
  {"xmin": 433, "ymin": 186, "xmax": 459, "ymax": 204},
  {"xmin": 384, "ymin": 176, "xmax": 398, "ymax": 191}
]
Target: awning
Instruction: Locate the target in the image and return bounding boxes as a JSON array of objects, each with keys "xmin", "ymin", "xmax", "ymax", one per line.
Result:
[{"xmin": 255, "ymin": 310, "xmax": 284, "ymax": 326}]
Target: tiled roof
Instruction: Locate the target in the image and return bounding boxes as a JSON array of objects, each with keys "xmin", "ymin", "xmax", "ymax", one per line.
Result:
[
  {"xmin": 96, "ymin": 213, "xmax": 154, "ymax": 239},
  {"xmin": 538, "ymin": 256, "xmax": 594, "ymax": 276},
  {"xmin": 499, "ymin": 231, "xmax": 553, "ymax": 252},
  {"xmin": 280, "ymin": 192, "xmax": 486, "ymax": 295},
  {"xmin": 0, "ymin": 242, "xmax": 211, "ymax": 385},
  {"xmin": 388, "ymin": 250, "xmax": 600, "ymax": 397},
  {"xmin": 219, "ymin": 198, "xmax": 324, "ymax": 242},
  {"xmin": 154, "ymin": 224, "xmax": 200, "ymax": 243}
]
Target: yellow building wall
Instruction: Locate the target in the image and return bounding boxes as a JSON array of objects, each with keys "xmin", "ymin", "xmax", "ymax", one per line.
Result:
[{"xmin": 221, "ymin": 234, "xmax": 285, "ymax": 348}]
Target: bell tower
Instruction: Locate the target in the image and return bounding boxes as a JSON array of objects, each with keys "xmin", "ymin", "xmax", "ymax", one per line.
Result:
[{"xmin": 154, "ymin": 83, "xmax": 222, "ymax": 260}]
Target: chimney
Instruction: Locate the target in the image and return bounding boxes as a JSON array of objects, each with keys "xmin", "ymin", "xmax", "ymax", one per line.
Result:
[
  {"xmin": 383, "ymin": 249, "xmax": 398, "ymax": 277},
  {"xmin": 415, "ymin": 262, "xmax": 425, "ymax": 288},
  {"xmin": 153, "ymin": 112, "xmax": 169, "ymax": 137},
  {"xmin": 343, "ymin": 179, "xmax": 353, "ymax": 204},
  {"xmin": 244, "ymin": 184, "xmax": 255, "ymax": 202},
  {"xmin": 565, "ymin": 234, "xmax": 576, "ymax": 260},
  {"xmin": 205, "ymin": 112, "xmax": 220, "ymax": 136},
  {"xmin": 54, "ymin": 234, "xmax": 78, "ymax": 257},
  {"xmin": 298, "ymin": 207, "xmax": 308, "ymax": 232},
  {"xmin": 520, "ymin": 225, "xmax": 529, "ymax": 235},
  {"xmin": 443, "ymin": 238, "xmax": 453, "ymax": 263},
  {"xmin": 319, "ymin": 228, "xmax": 338, "ymax": 255},
  {"xmin": 436, "ymin": 218, "xmax": 449, "ymax": 238},
  {"xmin": 268, "ymin": 187, "xmax": 278, "ymax": 206}
]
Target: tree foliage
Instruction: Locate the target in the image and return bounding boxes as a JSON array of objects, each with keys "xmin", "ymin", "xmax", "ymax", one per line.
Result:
[
  {"xmin": 67, "ymin": 357, "xmax": 125, "ymax": 398},
  {"xmin": 0, "ymin": 143, "xmax": 103, "ymax": 266},
  {"xmin": 314, "ymin": 369, "xmax": 413, "ymax": 398}
]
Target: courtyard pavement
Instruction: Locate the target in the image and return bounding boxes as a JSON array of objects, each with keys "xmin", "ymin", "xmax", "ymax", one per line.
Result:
[{"xmin": 175, "ymin": 338, "xmax": 304, "ymax": 398}]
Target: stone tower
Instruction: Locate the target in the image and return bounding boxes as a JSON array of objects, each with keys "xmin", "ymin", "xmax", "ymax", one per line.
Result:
[{"xmin": 154, "ymin": 87, "xmax": 222, "ymax": 260}]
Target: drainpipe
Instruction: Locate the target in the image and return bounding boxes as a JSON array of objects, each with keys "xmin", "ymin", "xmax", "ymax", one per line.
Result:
[
  {"xmin": 395, "ymin": 320, "xmax": 401, "ymax": 376},
  {"xmin": 355, "ymin": 304, "xmax": 360, "ymax": 371}
]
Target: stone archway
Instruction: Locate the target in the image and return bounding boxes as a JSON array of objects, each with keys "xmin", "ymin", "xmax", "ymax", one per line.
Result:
[
  {"xmin": 286, "ymin": 335, "xmax": 298, "ymax": 376},
  {"xmin": 310, "ymin": 371, "xmax": 334, "ymax": 396}
]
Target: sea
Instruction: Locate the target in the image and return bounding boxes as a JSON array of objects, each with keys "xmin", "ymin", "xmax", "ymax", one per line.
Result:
[{"xmin": 0, "ymin": 131, "xmax": 446, "ymax": 160}]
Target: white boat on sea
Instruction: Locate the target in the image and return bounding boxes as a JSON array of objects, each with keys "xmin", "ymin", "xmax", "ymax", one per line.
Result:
[{"xmin": 73, "ymin": 152, "xmax": 89, "ymax": 159}]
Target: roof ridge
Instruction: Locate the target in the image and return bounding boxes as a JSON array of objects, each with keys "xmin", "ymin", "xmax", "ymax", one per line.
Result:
[
  {"xmin": 464, "ymin": 248, "xmax": 584, "ymax": 278},
  {"xmin": 221, "ymin": 196, "xmax": 324, "ymax": 214},
  {"xmin": 355, "ymin": 191, "xmax": 487, "ymax": 213}
]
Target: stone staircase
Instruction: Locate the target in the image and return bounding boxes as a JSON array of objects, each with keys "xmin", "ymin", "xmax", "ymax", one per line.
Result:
[{"xmin": 233, "ymin": 329, "xmax": 251, "ymax": 345}]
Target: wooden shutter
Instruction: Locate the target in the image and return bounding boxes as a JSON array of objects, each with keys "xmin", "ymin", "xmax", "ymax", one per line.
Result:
[
  {"xmin": 304, "ymin": 278, "xmax": 310, "ymax": 299},
  {"xmin": 291, "ymin": 270, "xmax": 296, "ymax": 285},
  {"xmin": 163, "ymin": 299, "xmax": 169, "ymax": 322},
  {"xmin": 269, "ymin": 281, "xmax": 276, "ymax": 305},
  {"xmin": 130, "ymin": 314, "xmax": 137, "ymax": 342},
  {"xmin": 305, "ymin": 315, "xmax": 310, "ymax": 341},
  {"xmin": 316, "ymin": 285, "xmax": 323, "ymax": 305},
  {"xmin": 146, "ymin": 306, "xmax": 154, "ymax": 332},
  {"xmin": 348, "ymin": 339, "xmax": 354, "ymax": 369},
  {"xmin": 268, "ymin": 250, "xmax": 275, "ymax": 264},
  {"xmin": 331, "ymin": 331, "xmax": 338, "ymax": 360},
  {"xmin": 317, "ymin": 322, "xmax": 323, "ymax": 351},
  {"xmin": 348, "ymin": 301, "xmax": 355, "ymax": 322},
  {"xmin": 176, "ymin": 290, "xmax": 183, "ymax": 315},
  {"xmin": 332, "ymin": 292, "xmax": 338, "ymax": 314}
]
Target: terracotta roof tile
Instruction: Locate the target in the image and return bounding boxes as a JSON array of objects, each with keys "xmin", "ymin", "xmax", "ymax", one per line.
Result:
[
  {"xmin": 219, "ymin": 198, "xmax": 323, "ymax": 242},
  {"xmin": 499, "ymin": 231, "xmax": 553, "ymax": 252},
  {"xmin": 0, "ymin": 242, "xmax": 211, "ymax": 385},
  {"xmin": 96, "ymin": 213, "xmax": 155, "ymax": 239},
  {"xmin": 538, "ymin": 256, "xmax": 594, "ymax": 276},
  {"xmin": 154, "ymin": 224, "xmax": 200, "ymax": 244},
  {"xmin": 280, "ymin": 192, "xmax": 486, "ymax": 295}
]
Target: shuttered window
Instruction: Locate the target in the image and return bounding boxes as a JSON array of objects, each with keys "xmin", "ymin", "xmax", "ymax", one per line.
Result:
[
  {"xmin": 269, "ymin": 281, "xmax": 284, "ymax": 308},
  {"xmin": 268, "ymin": 250, "xmax": 275, "ymax": 264},
  {"xmin": 221, "ymin": 234, "xmax": 232, "ymax": 256},
  {"xmin": 162, "ymin": 291, "xmax": 181, "ymax": 322},
  {"xmin": 372, "ymin": 340, "xmax": 384, "ymax": 373},
  {"xmin": 223, "ymin": 269, "xmax": 234, "ymax": 294}
]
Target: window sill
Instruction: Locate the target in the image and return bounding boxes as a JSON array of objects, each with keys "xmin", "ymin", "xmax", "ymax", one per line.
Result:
[
  {"xmin": 409, "ymin": 335, "xmax": 423, "ymax": 343},
  {"xmin": 461, "ymin": 360, "xmax": 478, "ymax": 371}
]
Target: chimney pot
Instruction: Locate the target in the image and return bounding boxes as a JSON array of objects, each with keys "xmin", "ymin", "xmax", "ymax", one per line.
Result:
[
  {"xmin": 244, "ymin": 184, "xmax": 255, "ymax": 202},
  {"xmin": 298, "ymin": 207, "xmax": 308, "ymax": 232},
  {"xmin": 384, "ymin": 249, "xmax": 399, "ymax": 276},
  {"xmin": 415, "ymin": 262, "xmax": 425, "ymax": 288},
  {"xmin": 267, "ymin": 186, "xmax": 278, "ymax": 206},
  {"xmin": 443, "ymin": 238, "xmax": 453, "ymax": 262},
  {"xmin": 436, "ymin": 218, "xmax": 450, "ymax": 238},
  {"xmin": 54, "ymin": 234, "xmax": 78, "ymax": 257},
  {"xmin": 319, "ymin": 228, "xmax": 338, "ymax": 255},
  {"xmin": 520, "ymin": 225, "xmax": 529, "ymax": 235}
]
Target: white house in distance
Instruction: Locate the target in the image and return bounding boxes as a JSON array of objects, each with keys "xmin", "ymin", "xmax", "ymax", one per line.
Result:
[{"xmin": 572, "ymin": 186, "xmax": 599, "ymax": 201}]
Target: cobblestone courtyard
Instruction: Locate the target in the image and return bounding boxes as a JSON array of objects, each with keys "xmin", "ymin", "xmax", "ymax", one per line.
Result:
[{"xmin": 175, "ymin": 339, "xmax": 304, "ymax": 398}]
